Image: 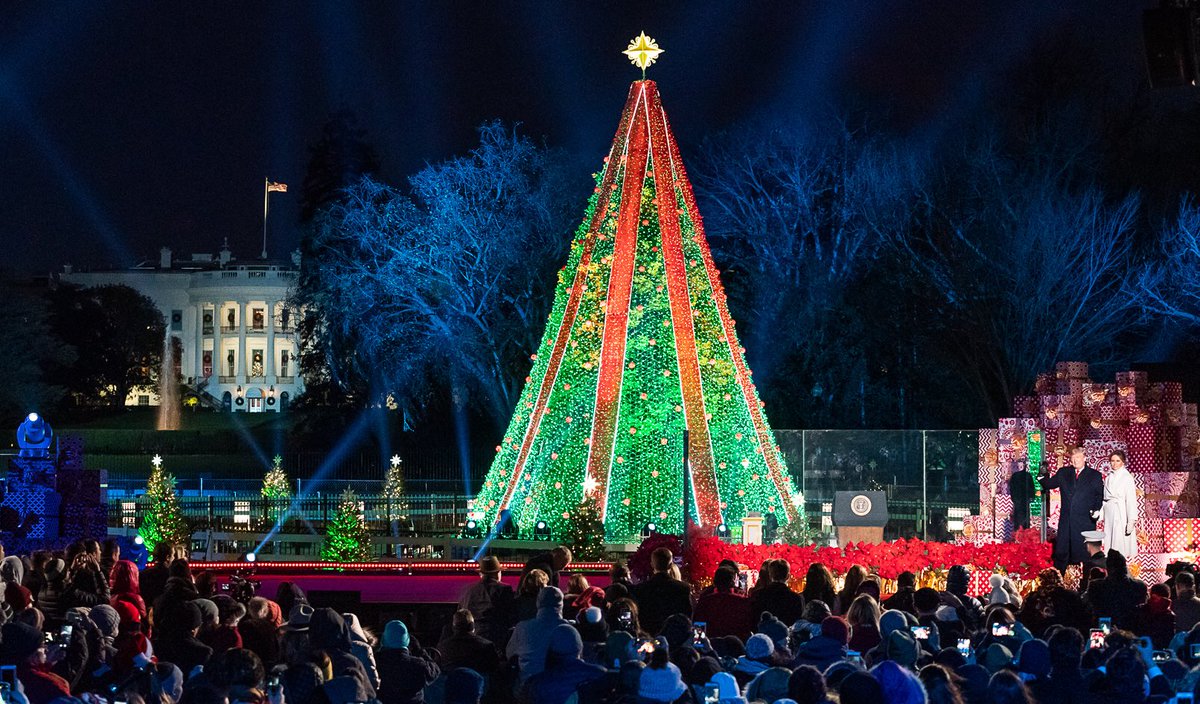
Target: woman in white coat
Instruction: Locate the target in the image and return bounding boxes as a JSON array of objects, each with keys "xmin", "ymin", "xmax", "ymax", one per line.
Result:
[{"xmin": 1102, "ymin": 450, "xmax": 1138, "ymax": 559}]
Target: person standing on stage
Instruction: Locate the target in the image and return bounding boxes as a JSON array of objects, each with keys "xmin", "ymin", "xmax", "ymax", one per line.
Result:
[
  {"xmin": 1038, "ymin": 447, "xmax": 1104, "ymax": 572},
  {"xmin": 1009, "ymin": 462, "xmax": 1037, "ymax": 532},
  {"xmin": 1101, "ymin": 450, "xmax": 1138, "ymax": 560}
]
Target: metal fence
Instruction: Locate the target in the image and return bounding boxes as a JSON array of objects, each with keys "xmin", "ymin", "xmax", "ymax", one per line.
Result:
[{"xmin": 102, "ymin": 429, "xmax": 981, "ymax": 542}]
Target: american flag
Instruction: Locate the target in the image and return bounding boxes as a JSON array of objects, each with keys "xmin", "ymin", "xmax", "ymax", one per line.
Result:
[{"xmin": 267, "ymin": 181, "xmax": 288, "ymax": 193}]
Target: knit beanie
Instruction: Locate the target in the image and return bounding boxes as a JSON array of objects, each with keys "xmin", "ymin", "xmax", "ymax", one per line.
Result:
[
  {"xmin": 1016, "ymin": 639, "xmax": 1051, "ymax": 678},
  {"xmin": 113, "ymin": 600, "xmax": 141, "ymax": 627},
  {"xmin": 821, "ymin": 616, "xmax": 850, "ymax": 646},
  {"xmin": 823, "ymin": 660, "xmax": 864, "ymax": 689},
  {"xmin": 638, "ymin": 661, "xmax": 688, "ymax": 702},
  {"xmin": 90, "ymin": 604, "xmax": 121, "ymax": 639},
  {"xmin": 757, "ymin": 611, "xmax": 789, "ymax": 646},
  {"xmin": 871, "ymin": 661, "xmax": 925, "ymax": 703},
  {"xmin": 537, "ymin": 586, "xmax": 564, "ymax": 612},
  {"xmin": 548, "ymin": 623, "xmax": 583, "ymax": 657},
  {"xmin": 4, "ymin": 582, "xmax": 31, "ymax": 612},
  {"xmin": 935, "ymin": 605, "xmax": 960, "ymax": 623},
  {"xmin": 444, "ymin": 667, "xmax": 485, "ymax": 704},
  {"xmin": 886, "ymin": 629, "xmax": 919, "ymax": 668},
  {"xmin": 983, "ymin": 643, "xmax": 1014, "ymax": 674},
  {"xmin": 879, "ymin": 609, "xmax": 911, "ymax": 639},
  {"xmin": 746, "ymin": 633, "xmax": 775, "ymax": 660},
  {"xmin": 582, "ymin": 606, "xmax": 604, "ymax": 624},
  {"xmin": 194, "ymin": 598, "xmax": 218, "ymax": 625},
  {"xmin": 660, "ymin": 613, "xmax": 692, "ymax": 649},
  {"xmin": 2, "ymin": 621, "xmax": 42, "ymax": 661},
  {"xmin": 382, "ymin": 619, "xmax": 410, "ymax": 649},
  {"xmin": 956, "ymin": 664, "xmax": 990, "ymax": 702}
]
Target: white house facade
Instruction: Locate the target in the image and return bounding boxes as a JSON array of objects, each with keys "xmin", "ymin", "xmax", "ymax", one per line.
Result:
[{"xmin": 59, "ymin": 244, "xmax": 304, "ymax": 412}]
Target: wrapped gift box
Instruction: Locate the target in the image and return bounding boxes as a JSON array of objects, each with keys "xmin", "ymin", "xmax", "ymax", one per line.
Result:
[
  {"xmin": 1163, "ymin": 518, "xmax": 1200, "ymax": 551},
  {"xmin": 1163, "ymin": 403, "xmax": 1186, "ymax": 427},
  {"xmin": 1057, "ymin": 379, "xmax": 1086, "ymax": 397},
  {"xmin": 1163, "ymin": 382, "xmax": 1184, "ymax": 403},
  {"xmin": 1131, "ymin": 553, "xmax": 1170, "ymax": 582},
  {"xmin": 1057, "ymin": 361, "xmax": 1090, "ymax": 379},
  {"xmin": 1145, "ymin": 384, "xmax": 1166, "ymax": 404},
  {"xmin": 1083, "ymin": 383, "xmax": 1116, "ymax": 407},
  {"xmin": 1084, "ymin": 420, "xmax": 1128, "ymax": 443},
  {"xmin": 1084, "ymin": 440, "xmax": 1127, "ymax": 474},
  {"xmin": 1185, "ymin": 403, "xmax": 1198, "ymax": 425},
  {"xmin": 1133, "ymin": 472, "xmax": 1200, "ymax": 519},
  {"xmin": 1128, "ymin": 424, "xmax": 1161, "ymax": 450},
  {"xmin": 1012, "ymin": 396, "xmax": 1039, "ymax": 418},
  {"xmin": 1035, "ymin": 373, "xmax": 1056, "ymax": 395}
]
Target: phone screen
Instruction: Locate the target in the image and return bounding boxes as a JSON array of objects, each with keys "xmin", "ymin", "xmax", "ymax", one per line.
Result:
[
  {"xmin": 1098, "ymin": 617, "xmax": 1112, "ymax": 635},
  {"xmin": 60, "ymin": 624, "xmax": 73, "ymax": 640},
  {"xmin": 846, "ymin": 649, "xmax": 863, "ymax": 665},
  {"xmin": 1, "ymin": 667, "xmax": 17, "ymax": 688},
  {"xmin": 1089, "ymin": 629, "xmax": 1105, "ymax": 649},
  {"xmin": 991, "ymin": 623, "xmax": 1011, "ymax": 637},
  {"xmin": 1153, "ymin": 650, "xmax": 1172, "ymax": 662},
  {"xmin": 618, "ymin": 611, "xmax": 633, "ymax": 628},
  {"xmin": 704, "ymin": 685, "xmax": 721, "ymax": 704},
  {"xmin": 957, "ymin": 638, "xmax": 971, "ymax": 657},
  {"xmin": 692, "ymin": 622, "xmax": 706, "ymax": 645},
  {"xmin": 1177, "ymin": 693, "xmax": 1195, "ymax": 703},
  {"xmin": 1191, "ymin": 643, "xmax": 1200, "ymax": 659},
  {"xmin": 911, "ymin": 626, "xmax": 929, "ymax": 640},
  {"xmin": 637, "ymin": 639, "xmax": 655, "ymax": 655}
]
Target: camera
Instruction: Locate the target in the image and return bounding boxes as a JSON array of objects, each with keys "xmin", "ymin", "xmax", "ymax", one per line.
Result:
[{"xmin": 223, "ymin": 569, "xmax": 262, "ymax": 603}]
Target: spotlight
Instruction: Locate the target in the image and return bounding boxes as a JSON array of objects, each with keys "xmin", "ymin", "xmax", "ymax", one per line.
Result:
[
  {"xmin": 27, "ymin": 412, "xmax": 38, "ymax": 423},
  {"xmin": 534, "ymin": 520, "xmax": 551, "ymax": 540},
  {"xmin": 716, "ymin": 523, "xmax": 731, "ymax": 539},
  {"xmin": 642, "ymin": 522, "xmax": 658, "ymax": 538},
  {"xmin": 245, "ymin": 552, "xmax": 256, "ymax": 563},
  {"xmin": 464, "ymin": 519, "xmax": 482, "ymax": 538},
  {"xmin": 499, "ymin": 513, "xmax": 519, "ymax": 539},
  {"xmin": 133, "ymin": 535, "xmax": 144, "ymax": 546}
]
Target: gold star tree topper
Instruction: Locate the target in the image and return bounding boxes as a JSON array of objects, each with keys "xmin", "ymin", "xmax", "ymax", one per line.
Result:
[{"xmin": 623, "ymin": 32, "xmax": 663, "ymax": 77}]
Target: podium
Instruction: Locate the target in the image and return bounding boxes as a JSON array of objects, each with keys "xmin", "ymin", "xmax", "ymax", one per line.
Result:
[{"xmin": 833, "ymin": 491, "xmax": 889, "ymax": 546}]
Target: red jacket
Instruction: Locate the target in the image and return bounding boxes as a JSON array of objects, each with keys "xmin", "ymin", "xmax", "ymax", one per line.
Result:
[
  {"xmin": 692, "ymin": 589, "xmax": 753, "ymax": 641},
  {"xmin": 17, "ymin": 663, "xmax": 71, "ymax": 704}
]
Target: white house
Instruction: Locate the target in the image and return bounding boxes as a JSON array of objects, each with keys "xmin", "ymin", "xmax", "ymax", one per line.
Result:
[{"xmin": 59, "ymin": 242, "xmax": 304, "ymax": 412}]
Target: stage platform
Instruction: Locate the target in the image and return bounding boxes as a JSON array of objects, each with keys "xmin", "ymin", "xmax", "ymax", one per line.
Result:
[{"xmin": 194, "ymin": 560, "xmax": 615, "ymax": 605}]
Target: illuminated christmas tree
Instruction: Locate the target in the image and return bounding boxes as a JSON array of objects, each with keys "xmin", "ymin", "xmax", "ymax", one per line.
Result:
[
  {"xmin": 382, "ymin": 454, "xmax": 409, "ymax": 522},
  {"xmin": 138, "ymin": 455, "xmax": 190, "ymax": 554},
  {"xmin": 261, "ymin": 455, "xmax": 292, "ymax": 524},
  {"xmin": 471, "ymin": 35, "xmax": 804, "ymax": 542},
  {"xmin": 321, "ymin": 487, "xmax": 372, "ymax": 562}
]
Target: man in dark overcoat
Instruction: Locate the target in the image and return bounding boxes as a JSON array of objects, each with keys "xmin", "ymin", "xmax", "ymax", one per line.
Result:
[{"xmin": 1038, "ymin": 447, "xmax": 1104, "ymax": 572}]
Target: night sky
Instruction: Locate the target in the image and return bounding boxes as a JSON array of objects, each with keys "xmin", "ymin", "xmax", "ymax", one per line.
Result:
[{"xmin": 0, "ymin": 2, "xmax": 1147, "ymax": 274}]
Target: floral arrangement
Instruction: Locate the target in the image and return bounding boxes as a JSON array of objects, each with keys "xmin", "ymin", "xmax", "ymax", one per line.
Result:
[{"xmin": 629, "ymin": 530, "xmax": 1051, "ymax": 598}]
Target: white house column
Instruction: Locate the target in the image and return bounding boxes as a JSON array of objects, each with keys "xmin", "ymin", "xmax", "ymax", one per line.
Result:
[
  {"xmin": 238, "ymin": 301, "xmax": 248, "ymax": 385},
  {"xmin": 266, "ymin": 299, "xmax": 277, "ymax": 385},
  {"xmin": 193, "ymin": 304, "xmax": 204, "ymax": 382},
  {"xmin": 213, "ymin": 302, "xmax": 224, "ymax": 382}
]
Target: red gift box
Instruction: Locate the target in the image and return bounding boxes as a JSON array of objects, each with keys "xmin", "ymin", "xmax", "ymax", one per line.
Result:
[
  {"xmin": 1163, "ymin": 518, "xmax": 1200, "ymax": 551},
  {"xmin": 1163, "ymin": 403, "xmax": 1186, "ymax": 427},
  {"xmin": 1163, "ymin": 382, "xmax": 1184, "ymax": 403},
  {"xmin": 1134, "ymin": 472, "xmax": 1200, "ymax": 519},
  {"xmin": 1035, "ymin": 373, "xmax": 1056, "ymax": 395},
  {"xmin": 1084, "ymin": 440, "xmax": 1127, "ymax": 475}
]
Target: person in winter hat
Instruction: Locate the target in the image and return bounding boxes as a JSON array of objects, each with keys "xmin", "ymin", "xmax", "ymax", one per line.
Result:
[
  {"xmin": 706, "ymin": 671, "xmax": 748, "ymax": 704},
  {"xmin": 733, "ymin": 633, "xmax": 775, "ymax": 684},
  {"xmin": 637, "ymin": 647, "xmax": 688, "ymax": 702}
]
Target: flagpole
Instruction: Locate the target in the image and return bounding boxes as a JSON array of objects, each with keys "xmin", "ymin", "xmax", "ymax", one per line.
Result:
[{"xmin": 262, "ymin": 178, "xmax": 270, "ymax": 260}]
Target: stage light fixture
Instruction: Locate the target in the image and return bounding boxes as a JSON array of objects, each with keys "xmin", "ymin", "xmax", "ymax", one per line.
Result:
[
  {"xmin": 133, "ymin": 535, "xmax": 144, "ymax": 546},
  {"xmin": 499, "ymin": 515, "xmax": 519, "ymax": 539},
  {"xmin": 716, "ymin": 523, "xmax": 731, "ymax": 539},
  {"xmin": 245, "ymin": 552, "xmax": 257, "ymax": 563},
  {"xmin": 534, "ymin": 520, "xmax": 551, "ymax": 539},
  {"xmin": 464, "ymin": 519, "xmax": 482, "ymax": 538},
  {"xmin": 642, "ymin": 522, "xmax": 658, "ymax": 538}
]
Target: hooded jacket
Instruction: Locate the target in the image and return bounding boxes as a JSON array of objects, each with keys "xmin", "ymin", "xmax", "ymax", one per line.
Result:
[{"xmin": 506, "ymin": 587, "xmax": 570, "ymax": 681}]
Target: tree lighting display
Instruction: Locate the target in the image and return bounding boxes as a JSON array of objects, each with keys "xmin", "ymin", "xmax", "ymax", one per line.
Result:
[{"xmin": 470, "ymin": 78, "xmax": 803, "ymax": 542}]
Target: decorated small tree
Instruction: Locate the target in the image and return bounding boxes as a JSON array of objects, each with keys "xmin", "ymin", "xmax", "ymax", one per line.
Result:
[
  {"xmin": 262, "ymin": 455, "xmax": 292, "ymax": 524},
  {"xmin": 564, "ymin": 478, "xmax": 607, "ymax": 560},
  {"xmin": 321, "ymin": 487, "xmax": 372, "ymax": 562},
  {"xmin": 383, "ymin": 455, "xmax": 409, "ymax": 523},
  {"xmin": 138, "ymin": 455, "xmax": 190, "ymax": 554}
]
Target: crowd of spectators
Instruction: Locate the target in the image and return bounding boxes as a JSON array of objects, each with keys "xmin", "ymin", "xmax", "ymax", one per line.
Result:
[{"xmin": 2, "ymin": 538, "xmax": 1200, "ymax": 704}]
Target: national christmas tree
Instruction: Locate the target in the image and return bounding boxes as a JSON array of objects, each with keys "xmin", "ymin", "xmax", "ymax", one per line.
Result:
[
  {"xmin": 321, "ymin": 487, "xmax": 372, "ymax": 562},
  {"xmin": 138, "ymin": 455, "xmax": 190, "ymax": 554},
  {"xmin": 471, "ymin": 35, "xmax": 804, "ymax": 542}
]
